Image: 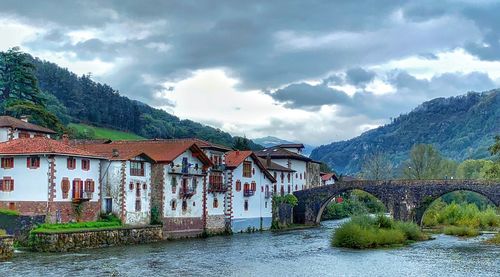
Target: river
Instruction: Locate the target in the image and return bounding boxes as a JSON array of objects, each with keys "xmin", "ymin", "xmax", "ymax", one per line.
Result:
[{"xmin": 1, "ymin": 220, "xmax": 499, "ymax": 277}]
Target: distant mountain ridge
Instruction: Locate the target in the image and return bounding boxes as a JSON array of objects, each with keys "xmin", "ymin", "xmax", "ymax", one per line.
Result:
[
  {"xmin": 310, "ymin": 90, "xmax": 500, "ymax": 174},
  {"xmin": 253, "ymin": 136, "xmax": 315, "ymax": 156}
]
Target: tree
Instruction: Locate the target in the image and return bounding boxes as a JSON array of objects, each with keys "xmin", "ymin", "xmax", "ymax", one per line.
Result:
[
  {"xmin": 456, "ymin": 159, "xmax": 492, "ymax": 179},
  {"xmin": 0, "ymin": 47, "xmax": 43, "ymax": 107},
  {"xmin": 233, "ymin": 136, "xmax": 251, "ymax": 150},
  {"xmin": 320, "ymin": 162, "xmax": 333, "ymax": 173},
  {"xmin": 482, "ymin": 135, "xmax": 500, "ymax": 180},
  {"xmin": 360, "ymin": 152, "xmax": 393, "ymax": 180},
  {"xmin": 403, "ymin": 144, "xmax": 451, "ymax": 179}
]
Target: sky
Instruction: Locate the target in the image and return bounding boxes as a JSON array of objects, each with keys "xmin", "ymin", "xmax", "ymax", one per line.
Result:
[{"xmin": 1, "ymin": 0, "xmax": 500, "ymax": 146}]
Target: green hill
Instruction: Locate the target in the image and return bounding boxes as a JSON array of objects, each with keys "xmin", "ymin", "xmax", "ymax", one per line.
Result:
[
  {"xmin": 310, "ymin": 90, "xmax": 500, "ymax": 174},
  {"xmin": 68, "ymin": 123, "xmax": 145, "ymax": 140}
]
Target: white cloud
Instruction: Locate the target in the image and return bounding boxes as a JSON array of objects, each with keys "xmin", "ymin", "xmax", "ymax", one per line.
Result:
[{"xmin": 0, "ymin": 18, "xmax": 41, "ymax": 50}]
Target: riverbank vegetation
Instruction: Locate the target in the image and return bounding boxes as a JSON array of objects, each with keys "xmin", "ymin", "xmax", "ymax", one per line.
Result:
[
  {"xmin": 322, "ymin": 190, "xmax": 385, "ymax": 220},
  {"xmin": 31, "ymin": 214, "xmax": 122, "ymax": 233},
  {"xmin": 332, "ymin": 215, "xmax": 429, "ymax": 249},
  {"xmin": 272, "ymin": 194, "xmax": 298, "ymax": 207},
  {"xmin": 0, "ymin": 209, "xmax": 20, "ymax": 216},
  {"xmin": 486, "ymin": 233, "xmax": 500, "ymax": 244},
  {"xmin": 0, "ymin": 229, "xmax": 6, "ymax": 236}
]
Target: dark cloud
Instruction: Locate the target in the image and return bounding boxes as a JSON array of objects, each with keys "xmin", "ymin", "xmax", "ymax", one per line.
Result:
[
  {"xmin": 271, "ymin": 83, "xmax": 350, "ymax": 110},
  {"xmin": 345, "ymin": 67, "xmax": 376, "ymax": 87}
]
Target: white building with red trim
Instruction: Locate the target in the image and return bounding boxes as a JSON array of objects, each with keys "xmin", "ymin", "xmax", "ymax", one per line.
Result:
[
  {"xmin": 224, "ymin": 151, "xmax": 276, "ymax": 232},
  {"xmin": 0, "ymin": 116, "xmax": 56, "ymax": 142},
  {"xmin": 0, "ymin": 137, "xmax": 104, "ymax": 223}
]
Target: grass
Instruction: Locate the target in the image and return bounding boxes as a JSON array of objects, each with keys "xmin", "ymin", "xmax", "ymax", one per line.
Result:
[
  {"xmin": 0, "ymin": 209, "xmax": 20, "ymax": 216},
  {"xmin": 0, "ymin": 229, "xmax": 6, "ymax": 236},
  {"xmin": 331, "ymin": 215, "xmax": 429, "ymax": 249},
  {"xmin": 443, "ymin": 226, "xmax": 480, "ymax": 237},
  {"xmin": 68, "ymin": 123, "xmax": 145, "ymax": 140},
  {"xmin": 31, "ymin": 214, "xmax": 122, "ymax": 233}
]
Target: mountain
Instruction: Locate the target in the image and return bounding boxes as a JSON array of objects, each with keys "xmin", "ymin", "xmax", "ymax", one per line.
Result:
[
  {"xmin": 310, "ymin": 90, "xmax": 500, "ymax": 174},
  {"xmin": 27, "ymin": 55, "xmax": 262, "ymax": 150},
  {"xmin": 253, "ymin": 136, "xmax": 315, "ymax": 156}
]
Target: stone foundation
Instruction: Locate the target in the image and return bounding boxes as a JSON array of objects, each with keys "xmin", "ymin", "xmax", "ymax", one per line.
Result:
[
  {"xmin": 0, "ymin": 201, "xmax": 100, "ymax": 223},
  {"xmin": 273, "ymin": 203, "xmax": 293, "ymax": 229},
  {"xmin": 206, "ymin": 214, "xmax": 227, "ymax": 234},
  {"xmin": 162, "ymin": 217, "xmax": 204, "ymax": 239},
  {"xmin": 0, "ymin": 214, "xmax": 45, "ymax": 243},
  {"xmin": 0, "ymin": 236, "xmax": 14, "ymax": 261},
  {"xmin": 30, "ymin": 225, "xmax": 163, "ymax": 252}
]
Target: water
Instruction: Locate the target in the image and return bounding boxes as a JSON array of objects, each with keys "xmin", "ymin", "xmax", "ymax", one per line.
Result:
[{"xmin": 1, "ymin": 220, "xmax": 499, "ymax": 277}]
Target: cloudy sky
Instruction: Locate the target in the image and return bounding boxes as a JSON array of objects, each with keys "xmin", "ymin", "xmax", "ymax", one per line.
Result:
[{"xmin": 1, "ymin": 0, "xmax": 500, "ymax": 145}]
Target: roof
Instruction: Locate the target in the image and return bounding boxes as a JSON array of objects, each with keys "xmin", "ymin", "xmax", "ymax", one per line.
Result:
[
  {"xmin": 0, "ymin": 137, "xmax": 103, "ymax": 158},
  {"xmin": 276, "ymin": 143, "xmax": 304, "ymax": 149},
  {"xmin": 175, "ymin": 138, "xmax": 232, "ymax": 152},
  {"xmin": 321, "ymin": 173, "xmax": 338, "ymax": 182},
  {"xmin": 76, "ymin": 139, "xmax": 213, "ymax": 166},
  {"xmin": 75, "ymin": 143, "xmax": 154, "ymax": 161},
  {"xmin": 257, "ymin": 157, "xmax": 295, "ymax": 172},
  {"xmin": 255, "ymin": 147, "xmax": 312, "ymax": 162},
  {"xmin": 0, "ymin": 116, "xmax": 57, "ymax": 134},
  {"xmin": 225, "ymin": 151, "xmax": 276, "ymax": 182},
  {"xmin": 342, "ymin": 176, "xmax": 358, "ymax": 181}
]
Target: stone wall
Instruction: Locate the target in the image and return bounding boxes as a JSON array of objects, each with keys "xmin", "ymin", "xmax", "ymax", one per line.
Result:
[
  {"xmin": 30, "ymin": 226, "xmax": 162, "ymax": 252},
  {"xmin": 206, "ymin": 215, "xmax": 227, "ymax": 234},
  {"xmin": 0, "ymin": 201, "xmax": 100, "ymax": 223},
  {"xmin": 272, "ymin": 203, "xmax": 293, "ymax": 229},
  {"xmin": 162, "ymin": 217, "xmax": 204, "ymax": 239},
  {"xmin": 306, "ymin": 162, "xmax": 321, "ymax": 188},
  {"xmin": 0, "ymin": 214, "xmax": 45, "ymax": 242},
  {"xmin": 0, "ymin": 236, "xmax": 14, "ymax": 261}
]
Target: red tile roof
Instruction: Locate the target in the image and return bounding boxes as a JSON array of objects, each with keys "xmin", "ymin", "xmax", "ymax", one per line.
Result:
[
  {"xmin": 75, "ymin": 143, "xmax": 153, "ymax": 161},
  {"xmin": 0, "ymin": 116, "xmax": 57, "ymax": 134},
  {"xmin": 225, "ymin": 151, "xmax": 276, "ymax": 182},
  {"xmin": 0, "ymin": 137, "xmax": 103, "ymax": 158},
  {"xmin": 321, "ymin": 173, "xmax": 337, "ymax": 182},
  {"xmin": 257, "ymin": 157, "xmax": 295, "ymax": 172},
  {"xmin": 77, "ymin": 139, "xmax": 213, "ymax": 165}
]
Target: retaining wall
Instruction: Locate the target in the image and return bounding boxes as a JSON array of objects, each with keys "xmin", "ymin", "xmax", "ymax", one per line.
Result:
[{"xmin": 0, "ymin": 236, "xmax": 14, "ymax": 261}]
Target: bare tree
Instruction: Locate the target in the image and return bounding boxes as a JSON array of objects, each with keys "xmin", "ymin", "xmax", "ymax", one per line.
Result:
[{"xmin": 360, "ymin": 152, "xmax": 393, "ymax": 180}]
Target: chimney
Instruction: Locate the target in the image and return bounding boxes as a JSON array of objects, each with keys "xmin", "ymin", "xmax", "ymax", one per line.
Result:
[
  {"xmin": 266, "ymin": 154, "xmax": 271, "ymax": 167},
  {"xmin": 112, "ymin": 149, "xmax": 119, "ymax": 158},
  {"xmin": 236, "ymin": 150, "xmax": 240, "ymax": 156},
  {"xmin": 62, "ymin": 134, "xmax": 69, "ymax": 144},
  {"xmin": 20, "ymin": 115, "xmax": 29, "ymax": 123}
]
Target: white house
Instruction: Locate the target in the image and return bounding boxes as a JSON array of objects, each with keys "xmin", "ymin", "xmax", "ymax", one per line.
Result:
[
  {"xmin": 76, "ymin": 142, "xmax": 155, "ymax": 226},
  {"xmin": 0, "ymin": 137, "xmax": 104, "ymax": 223},
  {"xmin": 321, "ymin": 172, "xmax": 338, "ymax": 186},
  {"xmin": 0, "ymin": 116, "xmax": 56, "ymax": 142},
  {"xmin": 225, "ymin": 151, "xmax": 276, "ymax": 232},
  {"xmin": 256, "ymin": 144, "xmax": 322, "ymax": 190},
  {"xmin": 258, "ymin": 156, "xmax": 296, "ymax": 196}
]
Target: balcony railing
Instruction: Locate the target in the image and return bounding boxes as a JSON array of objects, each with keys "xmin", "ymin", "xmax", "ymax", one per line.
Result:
[
  {"xmin": 243, "ymin": 189, "xmax": 255, "ymax": 197},
  {"xmin": 168, "ymin": 166, "xmax": 203, "ymax": 176},
  {"xmin": 211, "ymin": 164, "xmax": 226, "ymax": 171},
  {"xmin": 179, "ymin": 186, "xmax": 196, "ymax": 198},
  {"xmin": 208, "ymin": 183, "xmax": 227, "ymax": 193},
  {"xmin": 72, "ymin": 192, "xmax": 93, "ymax": 203}
]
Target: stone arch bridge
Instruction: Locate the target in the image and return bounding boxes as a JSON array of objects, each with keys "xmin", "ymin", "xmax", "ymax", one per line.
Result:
[{"xmin": 292, "ymin": 180, "xmax": 500, "ymax": 225}]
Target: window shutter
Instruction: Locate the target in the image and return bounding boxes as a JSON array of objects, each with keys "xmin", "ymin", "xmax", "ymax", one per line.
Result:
[
  {"xmin": 1, "ymin": 158, "xmax": 3, "ymax": 168},
  {"xmin": 0, "ymin": 180, "xmax": 3, "ymax": 191},
  {"xmin": 27, "ymin": 157, "xmax": 30, "ymax": 168},
  {"xmin": 11, "ymin": 179, "xmax": 14, "ymax": 191}
]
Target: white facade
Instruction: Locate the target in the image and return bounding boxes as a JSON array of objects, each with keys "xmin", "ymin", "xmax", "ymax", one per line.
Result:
[
  {"xmin": 100, "ymin": 157, "xmax": 152, "ymax": 226},
  {"xmin": 229, "ymin": 156, "xmax": 273, "ymax": 232},
  {"xmin": 0, "ymin": 127, "xmax": 51, "ymax": 142},
  {"xmin": 272, "ymin": 159, "xmax": 308, "ymax": 190}
]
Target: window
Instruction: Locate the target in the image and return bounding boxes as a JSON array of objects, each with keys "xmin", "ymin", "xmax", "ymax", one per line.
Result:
[
  {"xmin": 235, "ymin": 180, "xmax": 242, "ymax": 191},
  {"xmin": 67, "ymin": 157, "xmax": 76, "ymax": 170},
  {"xmin": 171, "ymin": 176, "xmax": 177, "ymax": 193},
  {"xmin": 296, "ymin": 173, "xmax": 298, "ymax": 178},
  {"xmin": 34, "ymin": 133, "xmax": 45, "ymax": 138},
  {"xmin": 213, "ymin": 198, "xmax": 219, "ymax": 208},
  {"xmin": 182, "ymin": 200, "xmax": 188, "ymax": 211},
  {"xmin": 300, "ymin": 173, "xmax": 302, "ymax": 180},
  {"xmin": 72, "ymin": 179, "xmax": 83, "ymax": 199},
  {"xmin": 135, "ymin": 199, "xmax": 141, "ymax": 212},
  {"xmin": 0, "ymin": 177, "xmax": 14, "ymax": 192},
  {"xmin": 280, "ymin": 186, "xmax": 284, "ymax": 196},
  {"xmin": 181, "ymin": 157, "xmax": 188, "ymax": 173},
  {"xmin": 84, "ymin": 179, "xmax": 95, "ymax": 198},
  {"xmin": 8, "ymin": 202, "xmax": 15, "ymax": 210},
  {"xmin": 209, "ymin": 172, "xmax": 223, "ymax": 186},
  {"xmin": 295, "ymin": 185, "xmax": 298, "ymax": 191},
  {"xmin": 244, "ymin": 200, "xmax": 249, "ymax": 211},
  {"xmin": 280, "ymin": 172, "xmax": 284, "ymax": 183},
  {"xmin": 1, "ymin": 157, "xmax": 14, "ymax": 169},
  {"xmin": 193, "ymin": 201, "xmax": 196, "ymax": 207},
  {"xmin": 251, "ymin": 181, "xmax": 256, "ymax": 191},
  {"xmin": 130, "ymin": 161, "xmax": 145, "ymax": 176},
  {"xmin": 27, "ymin": 156, "xmax": 40, "ymax": 169},
  {"xmin": 265, "ymin": 201, "xmax": 268, "ymax": 209},
  {"xmin": 288, "ymin": 185, "xmax": 291, "ymax": 194},
  {"xmin": 61, "ymin": 178, "xmax": 70, "ymax": 199},
  {"xmin": 273, "ymin": 184, "xmax": 277, "ymax": 193},
  {"xmin": 136, "ymin": 183, "xmax": 141, "ymax": 197},
  {"xmin": 19, "ymin": 132, "xmax": 30, "ymax": 138},
  {"xmin": 243, "ymin": 161, "xmax": 252, "ymax": 177},
  {"xmin": 81, "ymin": 159, "xmax": 90, "ymax": 171},
  {"xmin": 171, "ymin": 200, "xmax": 177, "ymax": 211},
  {"xmin": 129, "ymin": 182, "xmax": 134, "ymax": 190},
  {"xmin": 261, "ymin": 186, "xmax": 264, "ymax": 192},
  {"xmin": 143, "ymin": 183, "xmax": 147, "ymax": 190},
  {"xmin": 273, "ymin": 172, "xmax": 277, "ymax": 179},
  {"xmin": 287, "ymin": 173, "xmax": 290, "ymax": 183}
]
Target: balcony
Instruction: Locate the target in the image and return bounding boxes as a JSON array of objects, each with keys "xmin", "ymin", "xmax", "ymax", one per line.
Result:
[
  {"xmin": 208, "ymin": 183, "xmax": 227, "ymax": 193},
  {"xmin": 72, "ymin": 192, "xmax": 93, "ymax": 203},
  {"xmin": 168, "ymin": 166, "xmax": 204, "ymax": 176},
  {"xmin": 179, "ymin": 186, "xmax": 196, "ymax": 198},
  {"xmin": 243, "ymin": 189, "xmax": 255, "ymax": 197},
  {"xmin": 210, "ymin": 164, "xmax": 226, "ymax": 171}
]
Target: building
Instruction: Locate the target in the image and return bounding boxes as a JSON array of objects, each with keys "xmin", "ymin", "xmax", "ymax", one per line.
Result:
[
  {"xmin": 225, "ymin": 151, "xmax": 276, "ymax": 232},
  {"xmin": 258, "ymin": 156, "xmax": 296, "ymax": 196},
  {"xmin": 76, "ymin": 143, "xmax": 155, "ymax": 226},
  {"xmin": 320, "ymin": 172, "xmax": 338, "ymax": 186},
  {"xmin": 0, "ymin": 116, "xmax": 56, "ymax": 142},
  {"xmin": 255, "ymin": 144, "xmax": 322, "ymax": 190},
  {"xmin": 0, "ymin": 137, "xmax": 104, "ymax": 222}
]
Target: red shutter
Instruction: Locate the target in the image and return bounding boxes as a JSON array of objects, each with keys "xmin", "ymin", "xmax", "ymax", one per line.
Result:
[
  {"xmin": 72, "ymin": 180, "xmax": 76, "ymax": 199},
  {"xmin": 0, "ymin": 179, "xmax": 3, "ymax": 191},
  {"xmin": 11, "ymin": 179, "xmax": 14, "ymax": 191},
  {"xmin": 27, "ymin": 157, "xmax": 30, "ymax": 168}
]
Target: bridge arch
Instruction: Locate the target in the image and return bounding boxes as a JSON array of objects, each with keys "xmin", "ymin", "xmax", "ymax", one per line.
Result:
[{"xmin": 293, "ymin": 180, "xmax": 500, "ymax": 225}]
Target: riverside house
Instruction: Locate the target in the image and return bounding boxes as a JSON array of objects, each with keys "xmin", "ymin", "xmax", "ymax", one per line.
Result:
[
  {"xmin": 0, "ymin": 115, "xmax": 56, "ymax": 141},
  {"xmin": 224, "ymin": 151, "xmax": 276, "ymax": 232},
  {"xmin": 258, "ymin": 156, "xmax": 296, "ymax": 196},
  {"xmin": 321, "ymin": 172, "xmax": 338, "ymax": 186},
  {"xmin": 0, "ymin": 137, "xmax": 104, "ymax": 222},
  {"xmin": 75, "ymin": 142, "xmax": 155, "ymax": 226}
]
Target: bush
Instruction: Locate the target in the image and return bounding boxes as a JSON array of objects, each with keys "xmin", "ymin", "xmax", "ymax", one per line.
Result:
[
  {"xmin": 423, "ymin": 200, "xmax": 499, "ymax": 230},
  {"xmin": 0, "ymin": 229, "xmax": 6, "ymax": 236},
  {"xmin": 486, "ymin": 233, "xmax": 500, "ymax": 244},
  {"xmin": 322, "ymin": 190, "xmax": 385, "ymax": 220},
  {"xmin": 443, "ymin": 226, "xmax": 479, "ymax": 237},
  {"xmin": 0, "ymin": 209, "xmax": 20, "ymax": 216},
  {"xmin": 272, "ymin": 194, "xmax": 298, "ymax": 207},
  {"xmin": 99, "ymin": 213, "xmax": 121, "ymax": 224},
  {"xmin": 395, "ymin": 221, "xmax": 428, "ymax": 241},
  {"xmin": 32, "ymin": 219, "xmax": 121, "ymax": 233}
]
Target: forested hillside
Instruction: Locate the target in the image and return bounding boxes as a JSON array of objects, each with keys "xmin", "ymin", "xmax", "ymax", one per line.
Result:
[
  {"xmin": 26, "ymin": 55, "xmax": 261, "ymax": 149},
  {"xmin": 311, "ymin": 90, "xmax": 500, "ymax": 174}
]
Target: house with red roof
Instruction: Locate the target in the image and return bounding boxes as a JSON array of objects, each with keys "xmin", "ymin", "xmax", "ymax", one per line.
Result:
[
  {"xmin": 321, "ymin": 172, "xmax": 338, "ymax": 186},
  {"xmin": 0, "ymin": 137, "xmax": 104, "ymax": 222},
  {"xmin": 224, "ymin": 150, "xmax": 276, "ymax": 232},
  {"xmin": 0, "ymin": 116, "xmax": 57, "ymax": 142}
]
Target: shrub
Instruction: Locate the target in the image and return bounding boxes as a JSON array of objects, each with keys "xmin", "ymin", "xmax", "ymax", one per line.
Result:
[
  {"xmin": 394, "ymin": 221, "xmax": 428, "ymax": 241},
  {"xmin": 443, "ymin": 226, "xmax": 479, "ymax": 237},
  {"xmin": 99, "ymin": 213, "xmax": 121, "ymax": 224},
  {"xmin": 375, "ymin": 214, "xmax": 393, "ymax": 229},
  {"xmin": 32, "ymin": 220, "xmax": 122, "ymax": 233},
  {"xmin": 486, "ymin": 233, "xmax": 500, "ymax": 244},
  {"xmin": 0, "ymin": 209, "xmax": 20, "ymax": 216},
  {"xmin": 479, "ymin": 207, "xmax": 499, "ymax": 228},
  {"xmin": 331, "ymin": 221, "xmax": 375, "ymax": 249},
  {"xmin": 272, "ymin": 194, "xmax": 298, "ymax": 207},
  {"xmin": 0, "ymin": 229, "xmax": 6, "ymax": 236},
  {"xmin": 375, "ymin": 228, "xmax": 406, "ymax": 246}
]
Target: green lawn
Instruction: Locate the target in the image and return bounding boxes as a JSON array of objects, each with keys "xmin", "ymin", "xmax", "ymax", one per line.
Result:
[{"xmin": 68, "ymin": 123, "xmax": 145, "ymax": 140}]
